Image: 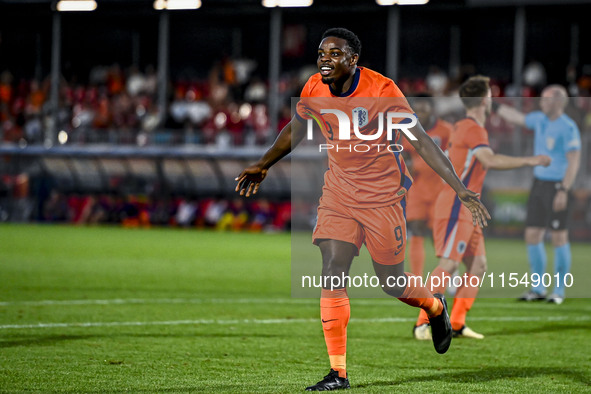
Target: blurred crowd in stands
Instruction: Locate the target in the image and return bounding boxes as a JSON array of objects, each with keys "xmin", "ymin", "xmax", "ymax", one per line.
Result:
[
  {"xmin": 0, "ymin": 58, "xmax": 299, "ymax": 146},
  {"xmin": 36, "ymin": 191, "xmax": 292, "ymax": 231},
  {"xmin": 2, "ymin": 58, "xmax": 591, "ymax": 230},
  {"xmin": 2, "ymin": 58, "xmax": 591, "ymax": 147}
]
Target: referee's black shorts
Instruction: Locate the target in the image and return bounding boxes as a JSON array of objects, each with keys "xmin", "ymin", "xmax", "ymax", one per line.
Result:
[{"xmin": 525, "ymin": 179, "xmax": 573, "ymax": 230}]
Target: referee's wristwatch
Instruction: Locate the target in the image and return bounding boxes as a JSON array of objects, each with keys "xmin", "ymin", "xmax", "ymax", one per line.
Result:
[{"xmin": 555, "ymin": 182, "xmax": 568, "ymax": 192}]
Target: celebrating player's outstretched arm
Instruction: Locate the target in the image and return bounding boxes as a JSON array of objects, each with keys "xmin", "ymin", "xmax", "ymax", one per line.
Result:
[
  {"xmin": 404, "ymin": 121, "xmax": 491, "ymax": 228},
  {"xmin": 235, "ymin": 115, "xmax": 305, "ymax": 197}
]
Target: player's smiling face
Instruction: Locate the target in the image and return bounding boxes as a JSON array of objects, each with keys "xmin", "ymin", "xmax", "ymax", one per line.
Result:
[{"xmin": 317, "ymin": 37, "xmax": 358, "ymax": 86}]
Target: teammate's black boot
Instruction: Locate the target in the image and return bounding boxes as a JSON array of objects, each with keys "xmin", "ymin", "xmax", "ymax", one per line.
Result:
[
  {"xmin": 305, "ymin": 369, "xmax": 350, "ymax": 391},
  {"xmin": 428, "ymin": 293, "xmax": 452, "ymax": 354}
]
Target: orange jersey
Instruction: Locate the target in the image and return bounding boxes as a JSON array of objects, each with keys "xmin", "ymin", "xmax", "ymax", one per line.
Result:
[
  {"xmin": 434, "ymin": 118, "xmax": 490, "ymax": 221},
  {"xmin": 296, "ymin": 67, "xmax": 414, "ymax": 208},
  {"xmin": 403, "ymin": 119, "xmax": 452, "ymax": 198}
]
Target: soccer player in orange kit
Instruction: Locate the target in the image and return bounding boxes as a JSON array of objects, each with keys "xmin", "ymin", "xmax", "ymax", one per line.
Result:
[
  {"xmin": 413, "ymin": 75, "xmax": 551, "ymax": 341},
  {"xmin": 402, "ymin": 94, "xmax": 452, "ymax": 278},
  {"xmin": 236, "ymin": 28, "xmax": 490, "ymax": 391}
]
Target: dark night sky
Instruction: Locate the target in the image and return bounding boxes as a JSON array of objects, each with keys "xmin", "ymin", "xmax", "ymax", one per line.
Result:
[{"xmin": 0, "ymin": 0, "xmax": 587, "ymax": 83}]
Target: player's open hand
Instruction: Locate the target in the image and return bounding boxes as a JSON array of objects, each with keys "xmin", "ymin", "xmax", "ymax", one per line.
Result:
[
  {"xmin": 458, "ymin": 189, "xmax": 491, "ymax": 228},
  {"xmin": 235, "ymin": 165, "xmax": 268, "ymax": 197}
]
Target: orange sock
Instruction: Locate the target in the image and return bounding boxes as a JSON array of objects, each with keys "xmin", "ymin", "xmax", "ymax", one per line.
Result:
[
  {"xmin": 450, "ymin": 273, "xmax": 480, "ymax": 331},
  {"xmin": 398, "ymin": 272, "xmax": 442, "ymax": 318},
  {"xmin": 409, "ymin": 236, "xmax": 425, "ymax": 277},
  {"xmin": 320, "ymin": 288, "xmax": 349, "ymax": 378},
  {"xmin": 329, "ymin": 354, "xmax": 346, "ymax": 377},
  {"xmin": 416, "ymin": 266, "xmax": 452, "ymax": 326}
]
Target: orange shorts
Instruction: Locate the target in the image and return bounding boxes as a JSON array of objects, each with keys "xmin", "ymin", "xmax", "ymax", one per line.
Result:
[
  {"xmin": 313, "ymin": 193, "xmax": 407, "ymax": 265},
  {"xmin": 433, "ymin": 217, "xmax": 485, "ymax": 262},
  {"xmin": 405, "ymin": 190, "xmax": 437, "ymax": 227}
]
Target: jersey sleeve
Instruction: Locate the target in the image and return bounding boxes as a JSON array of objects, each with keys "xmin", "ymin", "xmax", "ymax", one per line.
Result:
[
  {"xmin": 525, "ymin": 111, "xmax": 544, "ymax": 130},
  {"xmin": 565, "ymin": 121, "xmax": 582, "ymax": 151},
  {"xmin": 295, "ymin": 78, "xmax": 313, "ymax": 122},
  {"xmin": 466, "ymin": 124, "xmax": 490, "ymax": 151},
  {"xmin": 380, "ymin": 79, "xmax": 413, "ymax": 115}
]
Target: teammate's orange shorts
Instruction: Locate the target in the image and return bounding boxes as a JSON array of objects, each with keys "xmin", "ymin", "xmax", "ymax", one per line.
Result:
[
  {"xmin": 405, "ymin": 188, "xmax": 437, "ymax": 228},
  {"xmin": 313, "ymin": 192, "xmax": 407, "ymax": 265},
  {"xmin": 433, "ymin": 217, "xmax": 485, "ymax": 262}
]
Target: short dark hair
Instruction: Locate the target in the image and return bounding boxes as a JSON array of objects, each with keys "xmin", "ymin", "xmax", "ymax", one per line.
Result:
[
  {"xmin": 321, "ymin": 28, "xmax": 361, "ymax": 57},
  {"xmin": 459, "ymin": 75, "xmax": 490, "ymax": 109}
]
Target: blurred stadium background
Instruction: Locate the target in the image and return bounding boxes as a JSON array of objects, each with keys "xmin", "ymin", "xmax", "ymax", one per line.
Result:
[{"xmin": 0, "ymin": 0, "xmax": 590, "ymax": 239}]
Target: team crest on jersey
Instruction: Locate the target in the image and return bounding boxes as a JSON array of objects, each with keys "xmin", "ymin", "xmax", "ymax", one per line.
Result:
[
  {"xmin": 546, "ymin": 137, "xmax": 555, "ymax": 150},
  {"xmin": 352, "ymin": 107, "xmax": 369, "ymax": 128},
  {"xmin": 457, "ymin": 241, "xmax": 467, "ymax": 254}
]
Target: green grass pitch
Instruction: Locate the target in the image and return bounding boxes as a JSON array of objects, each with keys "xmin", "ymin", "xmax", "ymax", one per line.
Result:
[{"xmin": 0, "ymin": 224, "xmax": 590, "ymax": 392}]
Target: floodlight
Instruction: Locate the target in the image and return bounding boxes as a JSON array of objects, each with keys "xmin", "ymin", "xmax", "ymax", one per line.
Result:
[
  {"xmin": 153, "ymin": 0, "xmax": 201, "ymax": 10},
  {"xmin": 166, "ymin": 0, "xmax": 201, "ymax": 9},
  {"xmin": 376, "ymin": 0, "xmax": 429, "ymax": 5},
  {"xmin": 262, "ymin": 0, "xmax": 313, "ymax": 7},
  {"xmin": 56, "ymin": 0, "xmax": 97, "ymax": 11}
]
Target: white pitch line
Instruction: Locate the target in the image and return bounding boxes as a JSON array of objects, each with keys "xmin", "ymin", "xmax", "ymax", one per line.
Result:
[
  {"xmin": 1, "ymin": 297, "xmax": 590, "ymax": 311},
  {"xmin": 0, "ymin": 315, "xmax": 589, "ymax": 330},
  {"xmin": 0, "ymin": 298, "xmax": 316, "ymax": 307}
]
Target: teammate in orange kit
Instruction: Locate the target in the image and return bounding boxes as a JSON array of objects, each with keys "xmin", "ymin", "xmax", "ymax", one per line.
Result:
[
  {"xmin": 402, "ymin": 94, "xmax": 452, "ymax": 277},
  {"xmin": 236, "ymin": 28, "xmax": 490, "ymax": 391},
  {"xmin": 413, "ymin": 75, "xmax": 551, "ymax": 341}
]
